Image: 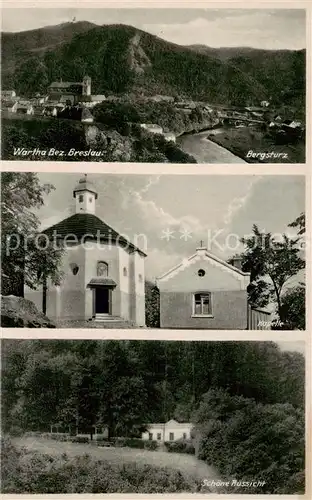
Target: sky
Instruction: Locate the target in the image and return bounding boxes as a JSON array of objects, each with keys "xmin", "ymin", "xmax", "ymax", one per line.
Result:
[
  {"xmin": 36, "ymin": 173, "xmax": 305, "ymax": 284},
  {"xmin": 2, "ymin": 8, "xmax": 306, "ymax": 50}
]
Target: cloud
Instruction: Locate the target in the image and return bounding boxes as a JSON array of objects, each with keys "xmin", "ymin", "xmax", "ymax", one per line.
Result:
[
  {"xmin": 142, "ymin": 11, "xmax": 305, "ymax": 49},
  {"xmin": 223, "ymin": 177, "xmax": 262, "ymax": 226}
]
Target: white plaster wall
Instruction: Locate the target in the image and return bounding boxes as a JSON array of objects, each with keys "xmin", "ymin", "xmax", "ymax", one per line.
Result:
[
  {"xmin": 142, "ymin": 424, "xmax": 193, "ymax": 442},
  {"xmin": 118, "ymin": 246, "xmax": 131, "ymax": 320}
]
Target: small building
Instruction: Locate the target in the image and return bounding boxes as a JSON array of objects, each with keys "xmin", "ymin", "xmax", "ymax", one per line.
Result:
[
  {"xmin": 1, "ymin": 90, "xmax": 16, "ymax": 99},
  {"xmin": 16, "ymin": 103, "xmax": 34, "ymax": 115},
  {"xmin": 273, "ymin": 114, "xmax": 283, "ymax": 123},
  {"xmin": 43, "ymin": 104, "xmax": 64, "ymax": 117},
  {"xmin": 283, "ymin": 120, "xmax": 302, "ymax": 129},
  {"xmin": 81, "ymin": 108, "xmax": 94, "ymax": 123},
  {"xmin": 163, "ymin": 132, "xmax": 176, "ymax": 143},
  {"xmin": 142, "ymin": 420, "xmax": 193, "ymax": 442},
  {"xmin": 157, "ymin": 245, "xmax": 271, "ymax": 330},
  {"xmin": 78, "ymin": 95, "xmax": 106, "ymax": 108},
  {"xmin": 25, "ymin": 175, "xmax": 147, "ymax": 326},
  {"xmin": 140, "ymin": 123, "xmax": 163, "ymax": 135},
  {"xmin": 260, "ymin": 100, "xmax": 270, "ymax": 107},
  {"xmin": 2, "ymin": 100, "xmax": 18, "ymax": 112}
]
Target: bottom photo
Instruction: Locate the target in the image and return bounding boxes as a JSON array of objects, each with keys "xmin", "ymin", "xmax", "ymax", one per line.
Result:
[{"xmin": 1, "ymin": 339, "xmax": 305, "ymax": 494}]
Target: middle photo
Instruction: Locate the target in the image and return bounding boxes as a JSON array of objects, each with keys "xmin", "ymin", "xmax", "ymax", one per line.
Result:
[{"xmin": 1, "ymin": 172, "xmax": 305, "ymax": 330}]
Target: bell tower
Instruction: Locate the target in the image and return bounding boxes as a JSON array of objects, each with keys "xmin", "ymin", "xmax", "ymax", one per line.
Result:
[
  {"xmin": 73, "ymin": 174, "xmax": 98, "ymax": 214},
  {"xmin": 82, "ymin": 75, "xmax": 91, "ymax": 96}
]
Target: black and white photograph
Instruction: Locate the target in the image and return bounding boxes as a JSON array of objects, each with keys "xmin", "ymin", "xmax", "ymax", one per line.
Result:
[
  {"xmin": 1, "ymin": 172, "xmax": 305, "ymax": 330},
  {"xmin": 1, "ymin": 338, "xmax": 305, "ymax": 494},
  {"xmin": 1, "ymin": 8, "xmax": 306, "ymax": 164}
]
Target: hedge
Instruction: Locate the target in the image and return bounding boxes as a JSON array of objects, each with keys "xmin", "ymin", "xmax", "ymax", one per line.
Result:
[{"xmin": 164, "ymin": 440, "xmax": 195, "ymax": 455}]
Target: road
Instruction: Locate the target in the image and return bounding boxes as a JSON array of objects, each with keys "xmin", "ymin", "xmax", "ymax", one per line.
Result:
[{"xmin": 177, "ymin": 129, "xmax": 247, "ymax": 163}]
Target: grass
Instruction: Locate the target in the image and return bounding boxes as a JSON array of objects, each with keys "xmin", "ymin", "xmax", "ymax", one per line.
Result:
[
  {"xmin": 12, "ymin": 436, "xmax": 220, "ymax": 485},
  {"xmin": 207, "ymin": 126, "xmax": 305, "ymax": 163}
]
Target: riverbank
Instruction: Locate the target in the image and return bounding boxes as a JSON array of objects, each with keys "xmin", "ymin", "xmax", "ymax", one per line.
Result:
[
  {"xmin": 177, "ymin": 129, "xmax": 246, "ymax": 163},
  {"xmin": 207, "ymin": 127, "xmax": 305, "ymax": 163}
]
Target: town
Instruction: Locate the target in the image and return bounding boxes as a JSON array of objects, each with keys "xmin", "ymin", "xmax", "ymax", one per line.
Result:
[{"xmin": 1, "ymin": 75, "xmax": 304, "ymax": 149}]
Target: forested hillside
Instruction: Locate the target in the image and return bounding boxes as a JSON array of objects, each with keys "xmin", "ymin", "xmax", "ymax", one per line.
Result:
[{"xmin": 2, "ymin": 22, "xmax": 305, "ymax": 108}]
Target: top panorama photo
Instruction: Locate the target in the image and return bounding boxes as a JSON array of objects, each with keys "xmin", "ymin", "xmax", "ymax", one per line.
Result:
[{"xmin": 1, "ymin": 8, "xmax": 306, "ymax": 164}]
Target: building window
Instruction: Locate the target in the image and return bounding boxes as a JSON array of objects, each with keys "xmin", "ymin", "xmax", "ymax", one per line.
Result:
[
  {"xmin": 123, "ymin": 267, "xmax": 127, "ymax": 277},
  {"xmin": 198, "ymin": 269, "xmax": 206, "ymax": 277},
  {"xmin": 169, "ymin": 432, "xmax": 174, "ymax": 441},
  {"xmin": 157, "ymin": 433, "xmax": 162, "ymax": 441},
  {"xmin": 97, "ymin": 261, "xmax": 108, "ymax": 277},
  {"xmin": 193, "ymin": 292, "xmax": 212, "ymax": 316},
  {"xmin": 70, "ymin": 263, "xmax": 79, "ymax": 275},
  {"xmin": 138, "ymin": 273, "xmax": 143, "ymax": 282},
  {"xmin": 79, "ymin": 194, "xmax": 84, "ymax": 203},
  {"xmin": 89, "ymin": 197, "xmax": 93, "ymax": 203},
  {"xmin": 183, "ymin": 433, "xmax": 187, "ymax": 439},
  {"xmin": 148, "ymin": 433, "xmax": 153, "ymax": 440}
]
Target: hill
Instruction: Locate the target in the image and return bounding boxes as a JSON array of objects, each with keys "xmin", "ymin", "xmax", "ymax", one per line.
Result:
[
  {"xmin": 1, "ymin": 23, "xmax": 305, "ymax": 107},
  {"xmin": 1, "ymin": 21, "xmax": 96, "ymax": 76},
  {"xmin": 188, "ymin": 45, "xmax": 305, "ymax": 107}
]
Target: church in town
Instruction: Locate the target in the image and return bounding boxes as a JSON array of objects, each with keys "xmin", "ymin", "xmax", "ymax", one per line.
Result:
[
  {"xmin": 47, "ymin": 76, "xmax": 106, "ymax": 107},
  {"xmin": 157, "ymin": 246, "xmax": 271, "ymax": 330},
  {"xmin": 24, "ymin": 176, "xmax": 146, "ymax": 326}
]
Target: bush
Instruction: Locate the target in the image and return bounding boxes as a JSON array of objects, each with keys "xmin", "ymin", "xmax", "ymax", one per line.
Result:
[
  {"xmin": 164, "ymin": 440, "xmax": 195, "ymax": 455},
  {"xmin": 144, "ymin": 440, "xmax": 158, "ymax": 451},
  {"xmin": 124, "ymin": 438, "xmax": 146, "ymax": 449},
  {"xmin": 70, "ymin": 436, "xmax": 89, "ymax": 444},
  {"xmin": 1, "ymin": 439, "xmax": 201, "ymax": 493},
  {"xmin": 8, "ymin": 426, "xmax": 24, "ymax": 437}
]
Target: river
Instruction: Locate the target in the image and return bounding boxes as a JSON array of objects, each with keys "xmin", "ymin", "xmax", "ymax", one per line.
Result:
[{"xmin": 177, "ymin": 129, "xmax": 246, "ymax": 163}]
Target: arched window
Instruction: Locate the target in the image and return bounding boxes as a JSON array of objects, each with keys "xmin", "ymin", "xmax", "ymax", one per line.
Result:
[
  {"xmin": 123, "ymin": 267, "xmax": 127, "ymax": 277},
  {"xmin": 70, "ymin": 263, "xmax": 79, "ymax": 275},
  {"xmin": 79, "ymin": 194, "xmax": 84, "ymax": 203},
  {"xmin": 97, "ymin": 261, "xmax": 108, "ymax": 277}
]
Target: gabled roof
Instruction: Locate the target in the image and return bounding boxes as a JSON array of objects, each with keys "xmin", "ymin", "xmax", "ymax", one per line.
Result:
[
  {"xmin": 43, "ymin": 213, "xmax": 147, "ymax": 256},
  {"xmin": 49, "ymin": 81, "xmax": 82, "ymax": 88},
  {"xmin": 157, "ymin": 247, "xmax": 250, "ymax": 284}
]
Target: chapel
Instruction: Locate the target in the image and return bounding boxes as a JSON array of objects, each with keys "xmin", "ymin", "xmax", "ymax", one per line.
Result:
[{"xmin": 24, "ymin": 175, "xmax": 146, "ymax": 326}]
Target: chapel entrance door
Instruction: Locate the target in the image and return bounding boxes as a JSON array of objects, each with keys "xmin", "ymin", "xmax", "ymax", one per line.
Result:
[{"xmin": 95, "ymin": 288, "xmax": 111, "ymax": 315}]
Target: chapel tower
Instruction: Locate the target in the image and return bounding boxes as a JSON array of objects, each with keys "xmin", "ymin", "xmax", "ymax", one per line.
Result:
[
  {"xmin": 73, "ymin": 174, "xmax": 98, "ymax": 214},
  {"xmin": 82, "ymin": 75, "xmax": 92, "ymax": 96}
]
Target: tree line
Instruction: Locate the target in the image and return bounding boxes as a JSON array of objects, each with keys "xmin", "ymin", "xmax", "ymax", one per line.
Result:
[{"xmin": 2, "ymin": 339, "xmax": 304, "ymax": 437}]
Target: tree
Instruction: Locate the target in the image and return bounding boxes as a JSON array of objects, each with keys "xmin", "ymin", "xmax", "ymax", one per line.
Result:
[
  {"xmin": 1, "ymin": 172, "xmax": 64, "ymax": 296},
  {"xmin": 288, "ymin": 212, "xmax": 305, "ymax": 236},
  {"xmin": 280, "ymin": 283, "xmax": 305, "ymax": 330},
  {"xmin": 234, "ymin": 224, "xmax": 304, "ymax": 323},
  {"xmin": 145, "ymin": 281, "xmax": 160, "ymax": 327}
]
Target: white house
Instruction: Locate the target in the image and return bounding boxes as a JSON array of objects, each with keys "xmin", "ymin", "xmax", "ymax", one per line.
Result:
[
  {"xmin": 142, "ymin": 419, "xmax": 193, "ymax": 442},
  {"xmin": 1, "ymin": 90, "xmax": 16, "ymax": 99},
  {"xmin": 163, "ymin": 132, "xmax": 176, "ymax": 143},
  {"xmin": 140, "ymin": 123, "xmax": 163, "ymax": 135}
]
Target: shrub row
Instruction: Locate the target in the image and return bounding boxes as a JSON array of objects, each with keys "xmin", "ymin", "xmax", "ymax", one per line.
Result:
[
  {"xmin": 1, "ymin": 438, "xmax": 201, "ymax": 493},
  {"xmin": 164, "ymin": 439, "xmax": 195, "ymax": 455}
]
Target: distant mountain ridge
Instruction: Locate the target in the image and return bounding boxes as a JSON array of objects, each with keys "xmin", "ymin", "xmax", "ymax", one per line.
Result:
[{"xmin": 1, "ymin": 22, "xmax": 305, "ymax": 107}]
